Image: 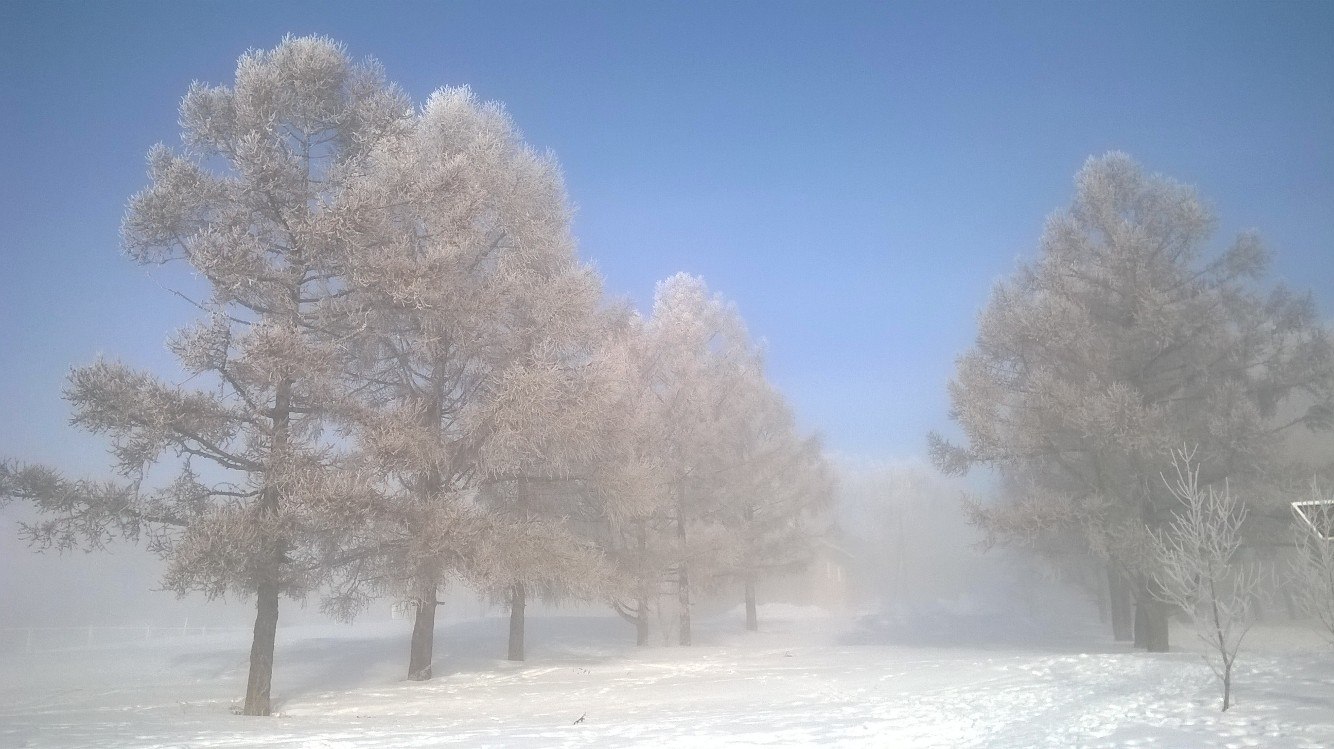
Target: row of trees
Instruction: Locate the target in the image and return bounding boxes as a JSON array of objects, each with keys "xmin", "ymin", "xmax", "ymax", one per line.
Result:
[
  {"xmin": 0, "ymin": 37, "xmax": 832, "ymax": 716},
  {"xmin": 932, "ymin": 154, "xmax": 1334, "ymax": 661}
]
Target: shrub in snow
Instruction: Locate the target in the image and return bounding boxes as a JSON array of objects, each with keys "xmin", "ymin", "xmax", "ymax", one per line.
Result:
[{"xmin": 1153, "ymin": 448, "xmax": 1264, "ymax": 712}]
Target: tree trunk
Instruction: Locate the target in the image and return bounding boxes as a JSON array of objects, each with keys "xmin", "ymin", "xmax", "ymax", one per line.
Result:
[
  {"xmin": 633, "ymin": 523, "xmax": 651, "ymax": 647},
  {"xmin": 1222, "ymin": 662, "xmax": 1233, "ymax": 711},
  {"xmin": 508, "ymin": 583, "xmax": 526, "ymax": 661},
  {"xmin": 741, "ymin": 504, "xmax": 759, "ymax": 633},
  {"xmin": 1133, "ymin": 597, "xmax": 1147, "ymax": 649},
  {"xmin": 672, "ymin": 496, "xmax": 693, "ymax": 643},
  {"xmin": 407, "ymin": 586, "xmax": 438, "ymax": 680},
  {"xmin": 744, "ymin": 576, "xmax": 758, "ymax": 632},
  {"xmin": 1108, "ymin": 566, "xmax": 1133, "ymax": 642},
  {"xmin": 635, "ymin": 596, "xmax": 650, "ymax": 646},
  {"xmin": 678, "ymin": 563, "xmax": 692, "ymax": 646},
  {"xmin": 1134, "ymin": 581, "xmax": 1170, "ymax": 652},
  {"xmin": 407, "ymin": 395, "xmax": 446, "ymax": 679},
  {"xmin": 243, "ymin": 578, "xmax": 280, "ymax": 716},
  {"xmin": 676, "ymin": 488, "xmax": 691, "ymax": 646},
  {"xmin": 1144, "ymin": 601, "xmax": 1170, "ymax": 653},
  {"xmin": 242, "ymin": 377, "xmax": 291, "ymax": 717},
  {"xmin": 1282, "ymin": 588, "xmax": 1300, "ymax": 620}
]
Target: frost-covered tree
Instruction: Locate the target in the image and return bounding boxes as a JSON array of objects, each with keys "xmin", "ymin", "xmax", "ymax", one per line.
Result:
[
  {"xmin": 472, "ymin": 482, "xmax": 611, "ymax": 661},
  {"xmin": 326, "ymin": 87, "xmax": 610, "ymax": 672},
  {"xmin": 594, "ymin": 275, "xmax": 768, "ymax": 646},
  {"xmin": 644, "ymin": 274, "xmax": 766, "ymax": 645},
  {"xmin": 1153, "ymin": 448, "xmax": 1264, "ymax": 712},
  {"xmin": 596, "ymin": 310, "xmax": 680, "ymax": 646},
  {"xmin": 593, "ymin": 277, "xmax": 826, "ymax": 644},
  {"xmin": 716, "ymin": 380, "xmax": 834, "ymax": 632},
  {"xmin": 596, "ymin": 315, "xmax": 832, "ymax": 639},
  {"xmin": 0, "ymin": 37, "xmax": 411, "ymax": 715},
  {"xmin": 932, "ymin": 153, "xmax": 1334, "ymax": 651}
]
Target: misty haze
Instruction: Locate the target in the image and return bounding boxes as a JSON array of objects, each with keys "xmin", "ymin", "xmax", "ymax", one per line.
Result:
[{"xmin": 2, "ymin": 3, "xmax": 1333, "ymax": 747}]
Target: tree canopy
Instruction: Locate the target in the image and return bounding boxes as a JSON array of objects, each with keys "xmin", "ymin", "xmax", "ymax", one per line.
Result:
[{"xmin": 932, "ymin": 153, "xmax": 1334, "ymax": 650}]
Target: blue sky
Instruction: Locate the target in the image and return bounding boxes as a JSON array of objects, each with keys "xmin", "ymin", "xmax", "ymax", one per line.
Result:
[{"xmin": 2, "ymin": 0, "xmax": 1332, "ymax": 472}]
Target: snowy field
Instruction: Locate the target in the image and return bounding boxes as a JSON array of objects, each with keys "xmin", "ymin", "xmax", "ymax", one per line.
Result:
[{"xmin": 2, "ymin": 605, "xmax": 1332, "ymax": 748}]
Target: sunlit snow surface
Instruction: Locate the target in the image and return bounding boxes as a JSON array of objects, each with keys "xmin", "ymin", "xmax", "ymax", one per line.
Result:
[{"xmin": 3, "ymin": 606, "xmax": 1332, "ymax": 747}]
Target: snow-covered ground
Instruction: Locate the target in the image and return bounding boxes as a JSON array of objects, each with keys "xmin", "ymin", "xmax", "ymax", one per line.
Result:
[{"xmin": 2, "ymin": 605, "xmax": 1332, "ymax": 748}]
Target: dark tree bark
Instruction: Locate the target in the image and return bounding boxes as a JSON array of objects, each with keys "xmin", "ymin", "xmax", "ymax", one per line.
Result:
[
  {"xmin": 406, "ymin": 394, "xmax": 446, "ymax": 680},
  {"xmin": 744, "ymin": 577, "xmax": 758, "ymax": 632},
  {"xmin": 1108, "ymin": 566, "xmax": 1133, "ymax": 642},
  {"xmin": 508, "ymin": 583, "xmax": 526, "ymax": 661},
  {"xmin": 242, "ymin": 377, "xmax": 292, "ymax": 717},
  {"xmin": 1143, "ymin": 603, "xmax": 1170, "ymax": 652},
  {"xmin": 612, "ymin": 590, "xmax": 652, "ymax": 646},
  {"xmin": 243, "ymin": 577, "xmax": 281, "ymax": 715},
  {"xmin": 407, "ymin": 585, "xmax": 438, "ymax": 680},
  {"xmin": 1133, "ymin": 581, "xmax": 1170, "ymax": 652}
]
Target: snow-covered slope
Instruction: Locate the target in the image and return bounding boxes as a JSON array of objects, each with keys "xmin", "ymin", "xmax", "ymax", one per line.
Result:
[{"xmin": 3, "ymin": 606, "xmax": 1331, "ymax": 748}]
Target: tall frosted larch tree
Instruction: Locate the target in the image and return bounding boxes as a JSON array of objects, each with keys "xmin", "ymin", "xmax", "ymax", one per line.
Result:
[
  {"xmin": 717, "ymin": 380, "xmax": 834, "ymax": 632},
  {"xmin": 0, "ymin": 37, "xmax": 411, "ymax": 715},
  {"xmin": 596, "ymin": 309, "xmax": 681, "ymax": 645},
  {"xmin": 645, "ymin": 274, "xmax": 766, "ymax": 645},
  {"xmin": 931, "ymin": 153, "xmax": 1334, "ymax": 651},
  {"xmin": 323, "ymin": 86, "xmax": 610, "ymax": 674},
  {"xmin": 470, "ymin": 309, "xmax": 627, "ymax": 663}
]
